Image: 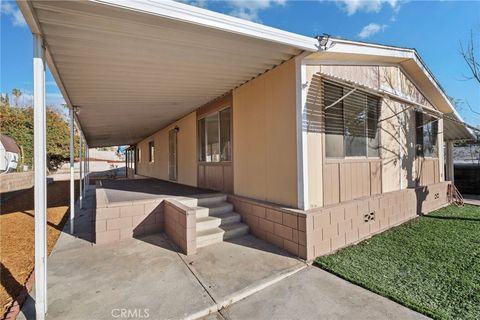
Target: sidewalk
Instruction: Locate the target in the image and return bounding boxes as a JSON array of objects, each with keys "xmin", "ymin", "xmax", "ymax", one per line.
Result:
[{"xmin": 463, "ymin": 194, "xmax": 480, "ymax": 206}]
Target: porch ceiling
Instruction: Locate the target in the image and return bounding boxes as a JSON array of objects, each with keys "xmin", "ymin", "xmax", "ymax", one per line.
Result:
[{"xmin": 18, "ymin": 0, "xmax": 317, "ymax": 147}]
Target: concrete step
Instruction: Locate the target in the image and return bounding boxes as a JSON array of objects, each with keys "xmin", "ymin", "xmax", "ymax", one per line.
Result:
[
  {"xmin": 193, "ymin": 201, "xmax": 234, "ymax": 218},
  {"xmin": 196, "ymin": 212, "xmax": 241, "ymax": 232},
  {"xmin": 196, "ymin": 223, "xmax": 249, "ymax": 248},
  {"xmin": 196, "ymin": 193, "xmax": 227, "ymax": 206}
]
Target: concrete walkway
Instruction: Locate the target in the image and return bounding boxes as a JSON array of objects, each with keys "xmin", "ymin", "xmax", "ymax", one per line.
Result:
[
  {"xmin": 18, "ymin": 232, "xmax": 305, "ymax": 320},
  {"xmin": 18, "ymin": 185, "xmax": 427, "ymax": 320},
  {"xmin": 219, "ymin": 267, "xmax": 428, "ymax": 320},
  {"xmin": 18, "ymin": 230, "xmax": 427, "ymax": 320},
  {"xmin": 463, "ymin": 194, "xmax": 480, "ymax": 206}
]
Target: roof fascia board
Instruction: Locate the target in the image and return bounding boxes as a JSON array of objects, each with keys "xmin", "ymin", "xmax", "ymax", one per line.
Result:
[
  {"xmin": 16, "ymin": 0, "xmax": 40, "ymax": 34},
  {"xmin": 303, "ymin": 59, "xmax": 400, "ymax": 67},
  {"xmin": 315, "ymin": 39, "xmax": 473, "ymax": 136},
  {"xmin": 90, "ymin": 0, "xmax": 318, "ymax": 51},
  {"xmin": 330, "ymin": 38, "xmax": 415, "ymax": 54},
  {"xmin": 17, "ymin": 0, "xmax": 74, "ymax": 109},
  {"xmin": 325, "ymin": 41, "xmax": 413, "ymax": 59}
]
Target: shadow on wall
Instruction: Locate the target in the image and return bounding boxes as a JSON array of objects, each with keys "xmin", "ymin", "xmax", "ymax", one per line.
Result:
[
  {"xmin": 414, "ymin": 186, "xmax": 429, "ymax": 215},
  {"xmin": 304, "ymin": 71, "xmax": 435, "ymax": 211}
]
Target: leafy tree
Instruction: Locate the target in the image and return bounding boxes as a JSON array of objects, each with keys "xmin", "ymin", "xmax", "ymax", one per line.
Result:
[{"xmin": 0, "ymin": 101, "xmax": 79, "ymax": 171}]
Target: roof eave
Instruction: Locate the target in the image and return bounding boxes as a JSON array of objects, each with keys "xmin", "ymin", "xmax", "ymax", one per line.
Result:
[{"xmin": 91, "ymin": 0, "xmax": 319, "ymax": 52}]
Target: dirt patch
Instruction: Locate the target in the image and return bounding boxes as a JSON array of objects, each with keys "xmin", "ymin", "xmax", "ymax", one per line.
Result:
[{"xmin": 0, "ymin": 181, "xmax": 78, "ymax": 318}]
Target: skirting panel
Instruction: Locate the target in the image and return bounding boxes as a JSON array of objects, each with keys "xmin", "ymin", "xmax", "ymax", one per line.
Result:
[{"xmin": 229, "ymin": 182, "xmax": 450, "ymax": 261}]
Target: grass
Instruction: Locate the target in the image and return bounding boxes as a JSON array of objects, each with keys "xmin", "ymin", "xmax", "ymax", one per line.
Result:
[{"xmin": 315, "ymin": 205, "xmax": 480, "ymax": 320}]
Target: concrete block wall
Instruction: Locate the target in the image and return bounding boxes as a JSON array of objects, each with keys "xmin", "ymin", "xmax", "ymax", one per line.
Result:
[
  {"xmin": 228, "ymin": 195, "xmax": 308, "ymax": 259},
  {"xmin": 95, "ymin": 187, "xmax": 164, "ymax": 244},
  {"xmin": 164, "ymin": 200, "xmax": 197, "ymax": 255},
  {"xmin": 229, "ymin": 182, "xmax": 450, "ymax": 261},
  {"xmin": 0, "ymin": 172, "xmax": 34, "ymax": 193}
]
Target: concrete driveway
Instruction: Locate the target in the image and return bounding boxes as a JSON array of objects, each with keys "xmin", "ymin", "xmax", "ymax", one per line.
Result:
[
  {"xmin": 218, "ymin": 267, "xmax": 428, "ymax": 320},
  {"xmin": 19, "ymin": 232, "xmax": 305, "ymax": 320},
  {"xmin": 19, "ymin": 230, "xmax": 426, "ymax": 320}
]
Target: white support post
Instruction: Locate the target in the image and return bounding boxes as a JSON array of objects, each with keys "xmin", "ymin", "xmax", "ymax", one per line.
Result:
[
  {"xmin": 83, "ymin": 142, "xmax": 86, "ymax": 198},
  {"xmin": 69, "ymin": 107, "xmax": 75, "ymax": 234},
  {"xmin": 446, "ymin": 140, "xmax": 454, "ymax": 184},
  {"xmin": 33, "ymin": 33, "xmax": 47, "ymax": 320},
  {"xmin": 86, "ymin": 146, "xmax": 89, "ymax": 187},
  {"xmin": 295, "ymin": 53, "xmax": 310, "ymax": 210},
  {"xmin": 86, "ymin": 145, "xmax": 89, "ymax": 190},
  {"xmin": 79, "ymin": 136, "xmax": 83, "ymax": 209}
]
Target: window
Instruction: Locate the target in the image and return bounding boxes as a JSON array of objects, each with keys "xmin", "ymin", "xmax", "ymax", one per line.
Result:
[
  {"xmin": 198, "ymin": 118, "xmax": 206, "ymax": 162},
  {"xmin": 416, "ymin": 112, "xmax": 438, "ymax": 157},
  {"xmin": 205, "ymin": 113, "xmax": 220, "ymax": 162},
  {"xmin": 198, "ymin": 107, "xmax": 231, "ymax": 162},
  {"xmin": 220, "ymin": 108, "xmax": 232, "ymax": 161},
  {"xmin": 148, "ymin": 141, "xmax": 155, "ymax": 162},
  {"xmin": 324, "ymin": 80, "xmax": 380, "ymax": 158}
]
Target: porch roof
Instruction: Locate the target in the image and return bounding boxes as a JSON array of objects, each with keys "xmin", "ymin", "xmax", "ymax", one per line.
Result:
[
  {"xmin": 18, "ymin": 0, "xmax": 318, "ymax": 147},
  {"xmin": 305, "ymin": 38, "xmax": 477, "ymax": 141},
  {"xmin": 18, "ymin": 1, "xmax": 475, "ymax": 146}
]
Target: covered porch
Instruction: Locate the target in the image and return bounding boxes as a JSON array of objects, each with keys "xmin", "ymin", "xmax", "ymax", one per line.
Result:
[{"xmin": 18, "ymin": 1, "xmax": 318, "ymax": 318}]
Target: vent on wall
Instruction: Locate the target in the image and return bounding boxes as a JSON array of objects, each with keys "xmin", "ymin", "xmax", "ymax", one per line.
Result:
[{"xmin": 364, "ymin": 211, "xmax": 375, "ymax": 222}]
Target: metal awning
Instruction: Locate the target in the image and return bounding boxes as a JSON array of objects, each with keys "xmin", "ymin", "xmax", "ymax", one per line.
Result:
[
  {"xmin": 18, "ymin": 0, "xmax": 318, "ymax": 147},
  {"xmin": 305, "ymin": 38, "xmax": 477, "ymax": 141}
]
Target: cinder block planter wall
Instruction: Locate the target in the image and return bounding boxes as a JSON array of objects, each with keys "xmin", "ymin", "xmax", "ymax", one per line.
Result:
[
  {"xmin": 229, "ymin": 182, "xmax": 450, "ymax": 261},
  {"xmin": 164, "ymin": 200, "xmax": 197, "ymax": 255},
  {"xmin": 227, "ymin": 195, "xmax": 308, "ymax": 258},
  {"xmin": 95, "ymin": 185, "xmax": 164, "ymax": 244},
  {"xmin": 94, "ymin": 182, "xmax": 197, "ymax": 254}
]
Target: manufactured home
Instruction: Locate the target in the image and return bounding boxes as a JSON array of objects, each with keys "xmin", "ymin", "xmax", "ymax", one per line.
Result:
[{"xmin": 20, "ymin": 0, "xmax": 474, "ymax": 264}]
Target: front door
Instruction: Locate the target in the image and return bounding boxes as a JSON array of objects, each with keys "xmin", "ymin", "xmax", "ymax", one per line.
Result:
[{"xmin": 169, "ymin": 128, "xmax": 178, "ymax": 181}]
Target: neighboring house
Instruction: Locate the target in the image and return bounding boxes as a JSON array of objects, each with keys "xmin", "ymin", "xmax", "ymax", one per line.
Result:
[
  {"xmin": 19, "ymin": 1, "xmax": 475, "ymax": 260},
  {"xmin": 0, "ymin": 134, "xmax": 20, "ymax": 173}
]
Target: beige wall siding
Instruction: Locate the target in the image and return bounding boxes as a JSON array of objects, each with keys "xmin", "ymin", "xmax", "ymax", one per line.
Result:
[
  {"xmin": 320, "ymin": 64, "xmax": 435, "ymax": 110},
  {"xmin": 380, "ymin": 98, "xmax": 402, "ymax": 192},
  {"xmin": 233, "ymin": 59, "xmax": 298, "ymax": 207},
  {"xmin": 136, "ymin": 112, "xmax": 197, "ymax": 187},
  {"xmin": 320, "ymin": 64, "xmax": 380, "ymax": 89},
  {"xmin": 305, "ymin": 64, "xmax": 442, "ymax": 207}
]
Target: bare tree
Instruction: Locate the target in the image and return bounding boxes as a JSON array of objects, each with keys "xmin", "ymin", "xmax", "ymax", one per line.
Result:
[{"xmin": 460, "ymin": 30, "xmax": 480, "ymax": 116}]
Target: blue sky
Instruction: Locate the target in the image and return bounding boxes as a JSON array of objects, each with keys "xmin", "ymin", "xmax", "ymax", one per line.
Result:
[{"xmin": 1, "ymin": 0, "xmax": 479, "ymax": 125}]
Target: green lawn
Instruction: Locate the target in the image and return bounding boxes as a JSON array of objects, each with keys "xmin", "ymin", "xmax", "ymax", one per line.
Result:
[{"xmin": 315, "ymin": 205, "xmax": 480, "ymax": 320}]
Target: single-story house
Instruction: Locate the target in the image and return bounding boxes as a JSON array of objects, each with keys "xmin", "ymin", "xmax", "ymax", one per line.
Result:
[
  {"xmin": 0, "ymin": 133, "xmax": 20, "ymax": 173},
  {"xmin": 19, "ymin": 3, "xmax": 475, "ymax": 315}
]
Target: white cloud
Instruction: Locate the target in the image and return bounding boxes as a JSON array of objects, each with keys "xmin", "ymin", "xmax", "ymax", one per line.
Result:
[
  {"xmin": 229, "ymin": 0, "xmax": 289, "ymax": 22},
  {"xmin": 358, "ymin": 23, "xmax": 387, "ymax": 38},
  {"xmin": 331, "ymin": 0, "xmax": 399, "ymax": 15},
  {"xmin": 181, "ymin": 0, "xmax": 286, "ymax": 22},
  {"xmin": 1, "ymin": 2, "xmax": 27, "ymax": 27}
]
